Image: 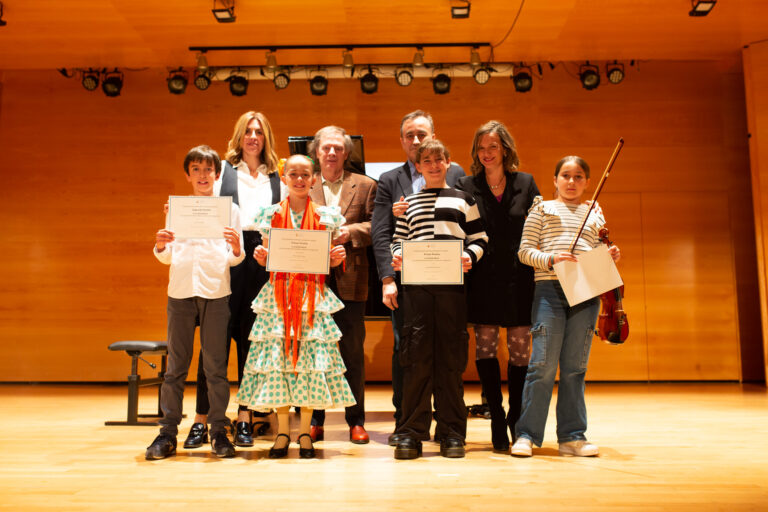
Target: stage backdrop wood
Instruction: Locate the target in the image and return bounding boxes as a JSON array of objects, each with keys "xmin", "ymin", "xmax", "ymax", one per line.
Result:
[{"xmin": 0, "ymin": 60, "xmax": 760, "ymax": 382}]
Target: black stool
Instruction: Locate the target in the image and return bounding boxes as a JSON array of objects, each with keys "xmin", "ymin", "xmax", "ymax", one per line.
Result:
[{"xmin": 105, "ymin": 341, "xmax": 168, "ymax": 426}]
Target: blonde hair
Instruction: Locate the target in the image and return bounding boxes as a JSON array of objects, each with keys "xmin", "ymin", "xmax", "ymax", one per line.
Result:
[{"xmin": 224, "ymin": 111, "xmax": 279, "ymax": 173}]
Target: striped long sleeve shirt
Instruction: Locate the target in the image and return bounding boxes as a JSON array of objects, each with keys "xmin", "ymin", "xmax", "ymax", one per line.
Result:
[
  {"xmin": 518, "ymin": 196, "xmax": 606, "ymax": 282},
  {"xmin": 391, "ymin": 187, "xmax": 488, "ymax": 264}
]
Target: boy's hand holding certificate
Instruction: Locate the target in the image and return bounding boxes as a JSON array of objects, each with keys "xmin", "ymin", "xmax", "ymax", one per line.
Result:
[{"xmin": 168, "ymin": 196, "xmax": 232, "ymax": 239}]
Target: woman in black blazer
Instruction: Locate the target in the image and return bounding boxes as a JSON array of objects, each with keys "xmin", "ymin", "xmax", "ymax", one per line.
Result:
[{"xmin": 456, "ymin": 121, "xmax": 539, "ymax": 452}]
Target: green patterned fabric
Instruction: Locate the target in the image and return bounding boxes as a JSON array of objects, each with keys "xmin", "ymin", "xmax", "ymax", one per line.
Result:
[{"xmin": 234, "ymin": 203, "xmax": 355, "ymax": 412}]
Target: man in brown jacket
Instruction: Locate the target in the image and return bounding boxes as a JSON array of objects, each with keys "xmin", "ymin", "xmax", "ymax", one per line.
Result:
[{"xmin": 308, "ymin": 125, "xmax": 377, "ymax": 444}]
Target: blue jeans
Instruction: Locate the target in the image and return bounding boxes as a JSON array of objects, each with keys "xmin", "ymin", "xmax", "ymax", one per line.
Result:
[{"xmin": 515, "ymin": 280, "xmax": 600, "ymax": 446}]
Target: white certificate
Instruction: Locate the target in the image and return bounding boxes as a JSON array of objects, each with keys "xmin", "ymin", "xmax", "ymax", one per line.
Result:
[
  {"xmin": 554, "ymin": 244, "xmax": 624, "ymax": 306},
  {"xmin": 266, "ymin": 228, "xmax": 332, "ymax": 275},
  {"xmin": 401, "ymin": 240, "xmax": 464, "ymax": 285},
  {"xmin": 168, "ymin": 196, "xmax": 231, "ymax": 239}
]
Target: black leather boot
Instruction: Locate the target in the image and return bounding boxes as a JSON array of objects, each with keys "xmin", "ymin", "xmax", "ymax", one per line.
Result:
[
  {"xmin": 507, "ymin": 363, "xmax": 528, "ymax": 442},
  {"xmin": 475, "ymin": 358, "xmax": 509, "ymax": 452}
]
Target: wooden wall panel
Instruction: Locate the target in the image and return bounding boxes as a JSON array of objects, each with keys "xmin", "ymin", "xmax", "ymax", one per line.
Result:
[{"xmin": 0, "ymin": 60, "xmax": 759, "ymax": 382}]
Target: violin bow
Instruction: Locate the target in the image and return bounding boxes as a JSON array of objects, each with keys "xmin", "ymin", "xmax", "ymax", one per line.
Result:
[{"xmin": 569, "ymin": 138, "xmax": 624, "ymax": 253}]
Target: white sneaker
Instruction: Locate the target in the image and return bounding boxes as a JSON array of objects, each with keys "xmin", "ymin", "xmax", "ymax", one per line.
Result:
[
  {"xmin": 510, "ymin": 437, "xmax": 533, "ymax": 457},
  {"xmin": 559, "ymin": 440, "xmax": 599, "ymax": 457}
]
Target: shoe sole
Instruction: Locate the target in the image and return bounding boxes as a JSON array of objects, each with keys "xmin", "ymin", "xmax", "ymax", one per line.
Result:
[
  {"xmin": 350, "ymin": 438, "xmax": 370, "ymax": 445},
  {"xmin": 559, "ymin": 449, "xmax": 598, "ymax": 457},
  {"xmin": 234, "ymin": 438, "xmax": 254, "ymax": 447},
  {"xmin": 145, "ymin": 448, "xmax": 176, "ymax": 460},
  {"xmin": 183, "ymin": 436, "xmax": 207, "ymax": 449},
  {"xmin": 394, "ymin": 448, "xmax": 421, "ymax": 460},
  {"xmin": 440, "ymin": 449, "xmax": 465, "ymax": 458}
]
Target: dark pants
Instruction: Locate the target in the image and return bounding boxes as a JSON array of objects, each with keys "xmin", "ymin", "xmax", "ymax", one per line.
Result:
[
  {"xmin": 313, "ymin": 298, "xmax": 367, "ymax": 427},
  {"xmin": 390, "ymin": 292, "xmax": 405, "ymax": 426},
  {"xmin": 160, "ymin": 296, "xmax": 230, "ymax": 436},
  {"xmin": 396, "ymin": 285, "xmax": 469, "ymax": 441},
  {"xmin": 196, "ymin": 230, "xmax": 269, "ymax": 414}
]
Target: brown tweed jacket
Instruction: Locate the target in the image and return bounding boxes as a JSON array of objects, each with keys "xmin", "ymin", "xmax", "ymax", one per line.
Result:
[{"xmin": 310, "ymin": 170, "xmax": 377, "ymax": 302}]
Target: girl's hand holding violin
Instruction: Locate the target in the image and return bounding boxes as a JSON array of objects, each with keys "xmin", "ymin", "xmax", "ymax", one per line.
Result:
[{"xmin": 330, "ymin": 245, "xmax": 346, "ymax": 267}]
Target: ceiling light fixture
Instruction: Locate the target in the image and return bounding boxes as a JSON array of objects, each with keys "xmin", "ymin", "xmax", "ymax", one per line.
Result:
[
  {"xmin": 273, "ymin": 72, "xmax": 290, "ymax": 90},
  {"xmin": 228, "ymin": 71, "xmax": 248, "ymax": 96},
  {"xmin": 413, "ymin": 48, "xmax": 425, "ymax": 67},
  {"xmin": 360, "ymin": 67, "xmax": 378, "ymax": 94},
  {"xmin": 395, "ymin": 68, "xmax": 413, "ymax": 87},
  {"xmin": 211, "ymin": 0, "xmax": 235, "ymax": 22},
  {"xmin": 606, "ymin": 61, "xmax": 625, "ymax": 84},
  {"xmin": 469, "ymin": 48, "xmax": 481, "ymax": 67},
  {"xmin": 196, "ymin": 53, "xmax": 208, "ymax": 73},
  {"xmin": 81, "ymin": 69, "xmax": 100, "ymax": 91},
  {"xmin": 689, "ymin": 0, "xmax": 716, "ymax": 16},
  {"xmin": 432, "ymin": 72, "xmax": 451, "ymax": 95},
  {"xmin": 265, "ymin": 51, "xmax": 277, "ymax": 72},
  {"xmin": 194, "ymin": 71, "xmax": 211, "ymax": 90},
  {"xmin": 342, "ymin": 50, "xmax": 354, "ymax": 69},
  {"xmin": 451, "ymin": 1, "xmax": 471, "ymax": 19},
  {"xmin": 102, "ymin": 69, "xmax": 124, "ymax": 97},
  {"xmin": 579, "ymin": 62, "xmax": 600, "ymax": 90},
  {"xmin": 167, "ymin": 68, "xmax": 188, "ymax": 95},
  {"xmin": 309, "ymin": 74, "xmax": 328, "ymax": 96},
  {"xmin": 473, "ymin": 67, "xmax": 491, "ymax": 85},
  {"xmin": 512, "ymin": 65, "xmax": 533, "ymax": 92}
]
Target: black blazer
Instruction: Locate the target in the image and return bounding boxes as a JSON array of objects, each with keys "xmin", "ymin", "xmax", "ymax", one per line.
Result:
[
  {"xmin": 456, "ymin": 170, "xmax": 539, "ymax": 326},
  {"xmin": 371, "ymin": 162, "xmax": 465, "ymax": 282}
]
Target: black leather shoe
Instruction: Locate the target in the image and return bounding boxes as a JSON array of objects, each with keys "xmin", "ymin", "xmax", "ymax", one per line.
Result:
[
  {"xmin": 394, "ymin": 437, "xmax": 422, "ymax": 460},
  {"xmin": 440, "ymin": 437, "xmax": 465, "ymax": 458},
  {"xmin": 234, "ymin": 421, "xmax": 254, "ymax": 447},
  {"xmin": 268, "ymin": 433, "xmax": 291, "ymax": 459},
  {"xmin": 297, "ymin": 433, "xmax": 316, "ymax": 459},
  {"xmin": 183, "ymin": 422, "xmax": 208, "ymax": 449},
  {"xmin": 211, "ymin": 430, "xmax": 235, "ymax": 458},
  {"xmin": 145, "ymin": 433, "xmax": 177, "ymax": 460},
  {"xmin": 388, "ymin": 432, "xmax": 403, "ymax": 447}
]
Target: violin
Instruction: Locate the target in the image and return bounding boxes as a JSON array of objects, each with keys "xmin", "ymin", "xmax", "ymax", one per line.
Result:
[{"xmin": 597, "ymin": 227, "xmax": 628, "ymax": 345}]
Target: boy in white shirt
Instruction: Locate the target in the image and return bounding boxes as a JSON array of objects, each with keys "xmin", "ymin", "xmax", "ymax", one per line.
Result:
[{"xmin": 145, "ymin": 145, "xmax": 244, "ymax": 460}]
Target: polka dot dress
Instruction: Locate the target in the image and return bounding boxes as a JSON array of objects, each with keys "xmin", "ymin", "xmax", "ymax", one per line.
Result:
[{"xmin": 235, "ymin": 204, "xmax": 356, "ymax": 412}]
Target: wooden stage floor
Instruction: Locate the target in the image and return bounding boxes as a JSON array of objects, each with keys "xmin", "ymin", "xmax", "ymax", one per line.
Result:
[{"xmin": 1, "ymin": 383, "xmax": 767, "ymax": 511}]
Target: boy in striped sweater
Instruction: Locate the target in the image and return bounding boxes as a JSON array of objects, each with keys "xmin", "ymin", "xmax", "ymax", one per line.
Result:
[{"xmin": 389, "ymin": 139, "xmax": 488, "ymax": 459}]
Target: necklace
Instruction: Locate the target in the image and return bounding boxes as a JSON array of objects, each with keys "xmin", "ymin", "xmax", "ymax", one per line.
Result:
[{"xmin": 487, "ymin": 173, "xmax": 505, "ymax": 190}]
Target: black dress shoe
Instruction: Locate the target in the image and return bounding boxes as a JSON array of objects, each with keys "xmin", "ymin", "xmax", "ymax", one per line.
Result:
[
  {"xmin": 211, "ymin": 430, "xmax": 236, "ymax": 458},
  {"xmin": 268, "ymin": 433, "xmax": 290, "ymax": 459},
  {"xmin": 145, "ymin": 433, "xmax": 177, "ymax": 460},
  {"xmin": 394, "ymin": 437, "xmax": 422, "ymax": 460},
  {"xmin": 440, "ymin": 437, "xmax": 465, "ymax": 458},
  {"xmin": 183, "ymin": 422, "xmax": 208, "ymax": 449},
  {"xmin": 388, "ymin": 432, "xmax": 403, "ymax": 447},
  {"xmin": 297, "ymin": 433, "xmax": 316, "ymax": 459},
  {"xmin": 234, "ymin": 421, "xmax": 254, "ymax": 447}
]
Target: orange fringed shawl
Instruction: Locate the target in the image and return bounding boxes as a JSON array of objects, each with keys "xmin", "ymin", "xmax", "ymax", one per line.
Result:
[{"xmin": 270, "ymin": 197, "xmax": 326, "ymax": 370}]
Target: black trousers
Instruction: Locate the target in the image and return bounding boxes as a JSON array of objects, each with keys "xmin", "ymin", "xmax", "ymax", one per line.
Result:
[
  {"xmin": 196, "ymin": 230, "xmax": 269, "ymax": 415},
  {"xmin": 395, "ymin": 285, "xmax": 469, "ymax": 441}
]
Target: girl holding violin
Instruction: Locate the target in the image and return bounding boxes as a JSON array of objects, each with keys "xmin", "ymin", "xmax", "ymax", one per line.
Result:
[{"xmin": 512, "ymin": 155, "xmax": 620, "ymax": 458}]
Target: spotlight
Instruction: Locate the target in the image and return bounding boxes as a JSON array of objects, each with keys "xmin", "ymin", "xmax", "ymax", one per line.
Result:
[
  {"xmin": 512, "ymin": 66, "xmax": 533, "ymax": 92},
  {"xmin": 395, "ymin": 68, "xmax": 413, "ymax": 87},
  {"xmin": 194, "ymin": 71, "xmax": 211, "ymax": 90},
  {"xmin": 579, "ymin": 63, "xmax": 600, "ymax": 90},
  {"xmin": 473, "ymin": 67, "xmax": 491, "ymax": 85},
  {"xmin": 196, "ymin": 53, "xmax": 208, "ymax": 73},
  {"xmin": 343, "ymin": 50, "xmax": 354, "ymax": 69},
  {"xmin": 167, "ymin": 68, "xmax": 188, "ymax": 95},
  {"xmin": 81, "ymin": 69, "xmax": 100, "ymax": 91},
  {"xmin": 228, "ymin": 73, "xmax": 248, "ymax": 96},
  {"xmin": 309, "ymin": 75, "xmax": 328, "ymax": 96},
  {"xmin": 0, "ymin": 1, "xmax": 7, "ymax": 27},
  {"xmin": 689, "ymin": 0, "xmax": 716, "ymax": 16},
  {"xmin": 265, "ymin": 51, "xmax": 277, "ymax": 72},
  {"xmin": 432, "ymin": 73, "xmax": 451, "ymax": 95},
  {"xmin": 606, "ymin": 61, "xmax": 625, "ymax": 84},
  {"xmin": 451, "ymin": 1, "xmax": 470, "ymax": 18},
  {"xmin": 273, "ymin": 72, "xmax": 290, "ymax": 90},
  {"xmin": 413, "ymin": 48, "xmax": 425, "ymax": 67},
  {"xmin": 211, "ymin": 0, "xmax": 235, "ymax": 22},
  {"xmin": 360, "ymin": 67, "xmax": 378, "ymax": 94},
  {"xmin": 469, "ymin": 48, "xmax": 481, "ymax": 67},
  {"xmin": 101, "ymin": 69, "xmax": 123, "ymax": 97}
]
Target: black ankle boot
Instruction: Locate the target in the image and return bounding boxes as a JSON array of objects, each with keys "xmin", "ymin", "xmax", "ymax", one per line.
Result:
[
  {"xmin": 507, "ymin": 363, "xmax": 528, "ymax": 442},
  {"xmin": 475, "ymin": 358, "xmax": 509, "ymax": 452}
]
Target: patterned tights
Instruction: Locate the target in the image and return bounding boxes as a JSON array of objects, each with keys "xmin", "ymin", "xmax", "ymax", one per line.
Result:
[{"xmin": 474, "ymin": 324, "xmax": 531, "ymax": 366}]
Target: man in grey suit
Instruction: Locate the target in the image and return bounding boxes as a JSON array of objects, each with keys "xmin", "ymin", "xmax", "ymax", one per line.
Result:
[{"xmin": 370, "ymin": 110, "xmax": 465, "ymax": 446}]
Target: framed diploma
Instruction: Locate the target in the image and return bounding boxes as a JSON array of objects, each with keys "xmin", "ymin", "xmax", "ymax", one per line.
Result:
[
  {"xmin": 266, "ymin": 228, "xmax": 332, "ymax": 275},
  {"xmin": 168, "ymin": 196, "xmax": 232, "ymax": 239},
  {"xmin": 401, "ymin": 239, "xmax": 464, "ymax": 285},
  {"xmin": 554, "ymin": 245, "xmax": 624, "ymax": 306}
]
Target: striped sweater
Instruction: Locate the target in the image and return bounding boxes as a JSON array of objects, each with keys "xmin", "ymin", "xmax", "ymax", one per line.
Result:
[
  {"xmin": 391, "ymin": 187, "xmax": 488, "ymax": 264},
  {"xmin": 518, "ymin": 196, "xmax": 606, "ymax": 282}
]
